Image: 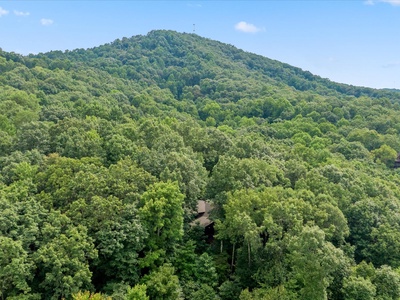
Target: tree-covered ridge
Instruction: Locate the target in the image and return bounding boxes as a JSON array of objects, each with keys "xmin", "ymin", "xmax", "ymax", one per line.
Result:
[
  {"xmin": 30, "ymin": 30, "xmax": 400, "ymax": 99},
  {"xmin": 1, "ymin": 30, "xmax": 400, "ymax": 299}
]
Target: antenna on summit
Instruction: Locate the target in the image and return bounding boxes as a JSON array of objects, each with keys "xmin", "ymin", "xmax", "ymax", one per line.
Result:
[{"xmin": 193, "ymin": 24, "xmax": 196, "ymax": 33}]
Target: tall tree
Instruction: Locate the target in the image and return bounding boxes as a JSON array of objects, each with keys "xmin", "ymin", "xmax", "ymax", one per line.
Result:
[{"xmin": 139, "ymin": 181, "xmax": 184, "ymax": 267}]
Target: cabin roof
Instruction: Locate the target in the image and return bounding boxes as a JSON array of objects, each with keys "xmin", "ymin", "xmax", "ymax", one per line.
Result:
[
  {"xmin": 191, "ymin": 200, "xmax": 214, "ymax": 227},
  {"xmin": 197, "ymin": 200, "xmax": 206, "ymax": 214}
]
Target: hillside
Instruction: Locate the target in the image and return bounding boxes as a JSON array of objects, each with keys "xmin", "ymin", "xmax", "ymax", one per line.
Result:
[
  {"xmin": 1, "ymin": 30, "xmax": 400, "ymax": 299},
  {"xmin": 33, "ymin": 30, "xmax": 400, "ymax": 99}
]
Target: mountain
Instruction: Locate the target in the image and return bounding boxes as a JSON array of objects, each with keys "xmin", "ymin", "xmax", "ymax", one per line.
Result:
[
  {"xmin": 1, "ymin": 30, "xmax": 400, "ymax": 300},
  {"xmin": 30, "ymin": 30, "xmax": 400, "ymax": 99}
]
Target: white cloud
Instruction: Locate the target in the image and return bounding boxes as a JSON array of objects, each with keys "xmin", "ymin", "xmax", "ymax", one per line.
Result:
[
  {"xmin": 14, "ymin": 10, "xmax": 30, "ymax": 16},
  {"xmin": 187, "ymin": 2, "xmax": 202, "ymax": 8},
  {"xmin": 235, "ymin": 21, "xmax": 265, "ymax": 33},
  {"xmin": 0, "ymin": 7, "xmax": 9, "ymax": 17},
  {"xmin": 40, "ymin": 18, "xmax": 53, "ymax": 26},
  {"xmin": 381, "ymin": 0, "xmax": 400, "ymax": 5},
  {"xmin": 365, "ymin": 0, "xmax": 400, "ymax": 5}
]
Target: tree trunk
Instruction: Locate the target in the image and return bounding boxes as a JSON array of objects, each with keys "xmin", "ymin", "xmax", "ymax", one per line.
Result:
[
  {"xmin": 231, "ymin": 243, "xmax": 236, "ymax": 271},
  {"xmin": 248, "ymin": 241, "xmax": 251, "ymax": 266}
]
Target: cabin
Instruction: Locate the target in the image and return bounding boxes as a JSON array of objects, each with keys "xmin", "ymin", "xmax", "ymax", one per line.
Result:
[{"xmin": 191, "ymin": 200, "xmax": 214, "ymax": 242}]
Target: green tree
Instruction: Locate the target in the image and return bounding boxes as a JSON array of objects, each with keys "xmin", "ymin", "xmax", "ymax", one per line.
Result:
[
  {"xmin": 139, "ymin": 148, "xmax": 208, "ymax": 208},
  {"xmin": 72, "ymin": 291, "xmax": 111, "ymax": 300},
  {"xmin": 239, "ymin": 286, "xmax": 293, "ymax": 300},
  {"xmin": 33, "ymin": 220, "xmax": 97, "ymax": 300},
  {"xmin": 218, "ymin": 280, "xmax": 241, "ymax": 300},
  {"xmin": 67, "ymin": 196, "xmax": 147, "ymax": 287},
  {"xmin": 0, "ymin": 237, "xmax": 32, "ymax": 300},
  {"xmin": 126, "ymin": 284, "xmax": 149, "ymax": 300},
  {"xmin": 369, "ymin": 224, "xmax": 400, "ymax": 268},
  {"xmin": 143, "ymin": 264, "xmax": 183, "ymax": 300},
  {"xmin": 347, "ymin": 128, "xmax": 382, "ymax": 151},
  {"xmin": 342, "ymin": 276, "xmax": 376, "ymax": 300},
  {"xmin": 139, "ymin": 181, "xmax": 184, "ymax": 267},
  {"xmin": 171, "ymin": 241, "xmax": 197, "ymax": 282},
  {"xmin": 287, "ymin": 226, "xmax": 345, "ymax": 300},
  {"xmin": 207, "ymin": 156, "xmax": 287, "ymax": 205},
  {"xmin": 189, "ymin": 284, "xmax": 219, "ymax": 300},
  {"xmin": 195, "ymin": 253, "xmax": 218, "ymax": 288},
  {"xmin": 373, "ymin": 265, "xmax": 400, "ymax": 300},
  {"xmin": 371, "ymin": 144, "xmax": 397, "ymax": 168}
]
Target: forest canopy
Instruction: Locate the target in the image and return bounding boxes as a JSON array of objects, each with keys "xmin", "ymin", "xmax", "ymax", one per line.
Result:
[{"xmin": 1, "ymin": 30, "xmax": 400, "ymax": 300}]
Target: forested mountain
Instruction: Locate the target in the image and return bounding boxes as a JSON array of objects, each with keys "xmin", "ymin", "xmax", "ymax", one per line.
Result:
[{"xmin": 2, "ymin": 30, "xmax": 400, "ymax": 300}]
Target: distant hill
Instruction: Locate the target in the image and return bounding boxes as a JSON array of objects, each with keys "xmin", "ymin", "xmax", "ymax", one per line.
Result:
[{"xmin": 24, "ymin": 30, "xmax": 399, "ymax": 100}]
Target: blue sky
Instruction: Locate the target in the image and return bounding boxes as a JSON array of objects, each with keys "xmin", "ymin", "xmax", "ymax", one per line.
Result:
[{"xmin": 1, "ymin": 1, "xmax": 400, "ymax": 89}]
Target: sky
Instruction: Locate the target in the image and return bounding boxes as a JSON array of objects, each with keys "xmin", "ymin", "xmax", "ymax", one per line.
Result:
[{"xmin": 0, "ymin": 0, "xmax": 400, "ymax": 89}]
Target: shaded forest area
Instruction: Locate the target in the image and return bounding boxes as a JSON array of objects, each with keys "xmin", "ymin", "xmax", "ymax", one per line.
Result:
[{"xmin": 2, "ymin": 30, "xmax": 400, "ymax": 299}]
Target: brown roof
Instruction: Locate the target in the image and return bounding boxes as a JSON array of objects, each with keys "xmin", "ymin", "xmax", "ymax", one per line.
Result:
[
  {"xmin": 191, "ymin": 200, "xmax": 214, "ymax": 227},
  {"xmin": 197, "ymin": 200, "xmax": 206, "ymax": 214},
  {"xmin": 194, "ymin": 215, "xmax": 213, "ymax": 227}
]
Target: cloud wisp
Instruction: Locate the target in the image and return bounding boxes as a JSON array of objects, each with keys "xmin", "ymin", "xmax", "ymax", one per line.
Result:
[
  {"xmin": 235, "ymin": 21, "xmax": 265, "ymax": 33},
  {"xmin": 0, "ymin": 7, "xmax": 9, "ymax": 17},
  {"xmin": 383, "ymin": 61, "xmax": 400, "ymax": 68},
  {"xmin": 40, "ymin": 18, "xmax": 54, "ymax": 26},
  {"xmin": 14, "ymin": 10, "xmax": 30, "ymax": 16},
  {"xmin": 365, "ymin": 0, "xmax": 400, "ymax": 5},
  {"xmin": 382, "ymin": 0, "xmax": 400, "ymax": 5},
  {"xmin": 187, "ymin": 2, "xmax": 202, "ymax": 8}
]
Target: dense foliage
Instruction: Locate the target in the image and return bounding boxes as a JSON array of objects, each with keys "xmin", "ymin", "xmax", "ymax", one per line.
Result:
[{"xmin": 2, "ymin": 30, "xmax": 400, "ymax": 299}]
